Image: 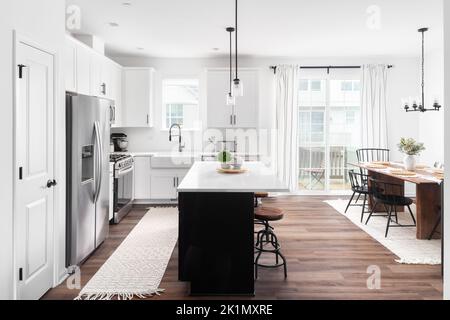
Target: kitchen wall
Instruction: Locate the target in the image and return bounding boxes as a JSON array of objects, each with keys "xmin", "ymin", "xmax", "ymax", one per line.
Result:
[
  {"xmin": 0, "ymin": 0, "xmax": 66, "ymax": 299},
  {"xmin": 112, "ymin": 55, "xmax": 422, "ymax": 163}
]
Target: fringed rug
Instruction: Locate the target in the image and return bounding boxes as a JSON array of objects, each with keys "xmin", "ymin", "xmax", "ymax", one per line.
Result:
[
  {"xmin": 75, "ymin": 207, "xmax": 178, "ymax": 300},
  {"xmin": 325, "ymin": 199, "xmax": 441, "ymax": 265}
]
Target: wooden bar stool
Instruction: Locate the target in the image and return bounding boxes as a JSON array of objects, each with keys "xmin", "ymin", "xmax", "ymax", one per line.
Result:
[{"xmin": 254, "ymin": 207, "xmax": 287, "ymax": 279}]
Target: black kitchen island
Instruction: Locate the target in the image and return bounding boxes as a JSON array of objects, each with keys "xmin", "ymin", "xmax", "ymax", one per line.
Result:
[{"xmin": 177, "ymin": 162, "xmax": 289, "ymax": 296}]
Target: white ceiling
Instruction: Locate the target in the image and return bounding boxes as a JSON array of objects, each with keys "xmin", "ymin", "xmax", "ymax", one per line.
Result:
[{"xmin": 66, "ymin": 0, "xmax": 444, "ymax": 58}]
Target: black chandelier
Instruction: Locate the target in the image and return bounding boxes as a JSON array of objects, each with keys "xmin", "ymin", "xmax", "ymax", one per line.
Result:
[{"xmin": 404, "ymin": 28, "xmax": 442, "ymax": 113}]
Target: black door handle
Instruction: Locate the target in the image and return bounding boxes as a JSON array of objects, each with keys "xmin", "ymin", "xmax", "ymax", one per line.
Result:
[{"xmin": 47, "ymin": 180, "xmax": 57, "ymax": 188}]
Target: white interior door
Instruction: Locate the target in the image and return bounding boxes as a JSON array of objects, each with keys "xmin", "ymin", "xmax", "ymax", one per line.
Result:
[{"xmin": 15, "ymin": 40, "xmax": 55, "ymax": 300}]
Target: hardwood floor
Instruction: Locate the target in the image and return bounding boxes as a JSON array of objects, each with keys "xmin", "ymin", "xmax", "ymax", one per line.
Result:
[{"xmin": 42, "ymin": 196, "xmax": 443, "ymax": 300}]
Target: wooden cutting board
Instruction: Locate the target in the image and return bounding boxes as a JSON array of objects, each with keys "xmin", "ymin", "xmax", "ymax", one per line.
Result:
[{"xmin": 217, "ymin": 168, "xmax": 247, "ymax": 174}]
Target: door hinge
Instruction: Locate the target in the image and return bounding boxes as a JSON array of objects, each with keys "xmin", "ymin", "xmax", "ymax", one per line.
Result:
[
  {"xmin": 19, "ymin": 167, "xmax": 23, "ymax": 180},
  {"xmin": 19, "ymin": 268, "xmax": 23, "ymax": 281},
  {"xmin": 18, "ymin": 64, "xmax": 27, "ymax": 79}
]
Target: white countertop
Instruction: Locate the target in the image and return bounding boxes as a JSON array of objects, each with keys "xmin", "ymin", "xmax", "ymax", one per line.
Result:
[
  {"xmin": 177, "ymin": 161, "xmax": 289, "ymax": 193},
  {"xmin": 112, "ymin": 151, "xmax": 260, "ymax": 158}
]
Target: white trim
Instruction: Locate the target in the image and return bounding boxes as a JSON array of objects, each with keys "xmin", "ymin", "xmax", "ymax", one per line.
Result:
[
  {"xmin": 444, "ymin": 0, "xmax": 450, "ymax": 301},
  {"xmin": 13, "ymin": 31, "xmax": 62, "ymax": 299}
]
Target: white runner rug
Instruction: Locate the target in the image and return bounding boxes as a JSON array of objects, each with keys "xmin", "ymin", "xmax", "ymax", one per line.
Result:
[
  {"xmin": 75, "ymin": 207, "xmax": 178, "ymax": 300},
  {"xmin": 325, "ymin": 199, "xmax": 441, "ymax": 265}
]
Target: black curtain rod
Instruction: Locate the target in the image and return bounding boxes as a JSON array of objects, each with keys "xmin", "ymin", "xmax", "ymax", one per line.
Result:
[{"xmin": 270, "ymin": 65, "xmax": 394, "ymax": 74}]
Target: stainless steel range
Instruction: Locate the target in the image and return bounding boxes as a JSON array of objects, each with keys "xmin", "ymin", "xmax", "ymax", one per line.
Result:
[{"xmin": 110, "ymin": 154, "xmax": 134, "ymax": 224}]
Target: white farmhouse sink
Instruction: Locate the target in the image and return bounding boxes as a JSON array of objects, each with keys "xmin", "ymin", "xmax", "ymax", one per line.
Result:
[{"xmin": 151, "ymin": 153, "xmax": 199, "ymax": 169}]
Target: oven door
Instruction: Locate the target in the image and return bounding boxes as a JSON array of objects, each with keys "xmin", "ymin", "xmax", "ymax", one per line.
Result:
[{"xmin": 114, "ymin": 165, "xmax": 134, "ymax": 222}]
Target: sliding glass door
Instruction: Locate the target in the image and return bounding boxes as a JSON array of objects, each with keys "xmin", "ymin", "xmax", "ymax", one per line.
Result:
[{"xmin": 298, "ymin": 73, "xmax": 361, "ymax": 193}]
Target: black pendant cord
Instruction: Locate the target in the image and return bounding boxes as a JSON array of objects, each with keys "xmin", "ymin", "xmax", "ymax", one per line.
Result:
[
  {"xmin": 226, "ymin": 27, "xmax": 235, "ymax": 96},
  {"xmin": 234, "ymin": 0, "xmax": 238, "ymax": 82}
]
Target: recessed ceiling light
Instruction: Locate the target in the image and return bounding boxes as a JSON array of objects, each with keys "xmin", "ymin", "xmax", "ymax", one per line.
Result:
[
  {"xmin": 137, "ymin": 47, "xmax": 144, "ymax": 50},
  {"xmin": 109, "ymin": 22, "xmax": 120, "ymax": 27},
  {"xmin": 122, "ymin": 2, "xmax": 132, "ymax": 6},
  {"xmin": 212, "ymin": 48, "xmax": 220, "ymax": 51}
]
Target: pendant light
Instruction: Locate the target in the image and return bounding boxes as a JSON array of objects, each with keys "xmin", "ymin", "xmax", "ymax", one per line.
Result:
[
  {"xmin": 404, "ymin": 28, "xmax": 442, "ymax": 112},
  {"xmin": 226, "ymin": 27, "xmax": 236, "ymax": 106},
  {"xmin": 232, "ymin": 0, "xmax": 244, "ymax": 97}
]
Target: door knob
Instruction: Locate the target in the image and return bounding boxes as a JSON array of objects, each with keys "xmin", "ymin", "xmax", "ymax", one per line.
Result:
[{"xmin": 47, "ymin": 179, "xmax": 57, "ymax": 188}]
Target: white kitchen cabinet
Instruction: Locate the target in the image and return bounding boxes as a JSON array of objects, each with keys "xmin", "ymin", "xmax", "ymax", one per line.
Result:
[
  {"xmin": 133, "ymin": 155, "xmax": 189, "ymax": 202},
  {"xmin": 207, "ymin": 69, "xmax": 259, "ymax": 128},
  {"xmin": 150, "ymin": 169, "xmax": 187, "ymax": 201},
  {"xmin": 64, "ymin": 38, "xmax": 77, "ymax": 92},
  {"xmin": 133, "ymin": 157, "xmax": 152, "ymax": 200},
  {"xmin": 234, "ymin": 71, "xmax": 259, "ymax": 127},
  {"xmin": 65, "ymin": 35, "xmax": 122, "ymax": 103},
  {"xmin": 150, "ymin": 173, "xmax": 178, "ymax": 200},
  {"xmin": 76, "ymin": 44, "xmax": 91, "ymax": 95},
  {"xmin": 122, "ymin": 68, "xmax": 154, "ymax": 128},
  {"xmin": 207, "ymin": 70, "xmax": 235, "ymax": 128},
  {"xmin": 111, "ymin": 63, "xmax": 123, "ymax": 127},
  {"xmin": 89, "ymin": 53, "xmax": 103, "ymax": 98}
]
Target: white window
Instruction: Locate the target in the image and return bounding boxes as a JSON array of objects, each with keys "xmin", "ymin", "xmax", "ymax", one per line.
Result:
[
  {"xmin": 298, "ymin": 76, "xmax": 361, "ymax": 193},
  {"xmin": 162, "ymin": 79, "xmax": 200, "ymax": 130},
  {"xmin": 341, "ymin": 80, "xmax": 360, "ymax": 92},
  {"xmin": 310, "ymin": 80, "xmax": 322, "ymax": 91}
]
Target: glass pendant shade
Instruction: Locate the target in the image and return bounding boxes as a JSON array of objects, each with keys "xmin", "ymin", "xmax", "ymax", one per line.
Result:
[
  {"xmin": 233, "ymin": 79, "xmax": 244, "ymax": 97},
  {"xmin": 226, "ymin": 92, "xmax": 235, "ymax": 106}
]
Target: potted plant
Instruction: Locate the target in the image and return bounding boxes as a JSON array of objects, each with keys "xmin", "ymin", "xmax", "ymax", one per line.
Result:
[
  {"xmin": 217, "ymin": 150, "xmax": 233, "ymax": 169},
  {"xmin": 398, "ymin": 138, "xmax": 426, "ymax": 170}
]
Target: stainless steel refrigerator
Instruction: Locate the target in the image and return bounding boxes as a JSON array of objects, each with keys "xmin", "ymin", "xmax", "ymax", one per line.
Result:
[{"xmin": 66, "ymin": 93, "xmax": 112, "ymax": 267}]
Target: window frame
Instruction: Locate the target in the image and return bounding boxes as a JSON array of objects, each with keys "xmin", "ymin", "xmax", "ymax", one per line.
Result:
[
  {"xmin": 297, "ymin": 73, "xmax": 361, "ymax": 195},
  {"xmin": 161, "ymin": 78, "xmax": 201, "ymax": 131}
]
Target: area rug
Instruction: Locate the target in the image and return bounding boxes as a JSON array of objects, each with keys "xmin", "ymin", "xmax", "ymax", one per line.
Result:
[
  {"xmin": 325, "ymin": 199, "xmax": 441, "ymax": 265},
  {"xmin": 75, "ymin": 207, "xmax": 178, "ymax": 300}
]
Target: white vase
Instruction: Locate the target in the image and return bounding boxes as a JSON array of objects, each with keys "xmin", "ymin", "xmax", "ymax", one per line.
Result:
[{"xmin": 403, "ymin": 155, "xmax": 416, "ymax": 171}]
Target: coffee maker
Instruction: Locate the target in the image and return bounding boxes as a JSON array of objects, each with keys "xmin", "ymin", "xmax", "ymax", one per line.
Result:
[{"xmin": 111, "ymin": 133, "xmax": 129, "ymax": 152}]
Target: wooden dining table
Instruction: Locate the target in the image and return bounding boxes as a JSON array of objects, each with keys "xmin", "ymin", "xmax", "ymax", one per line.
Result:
[{"xmin": 350, "ymin": 162, "xmax": 443, "ymax": 240}]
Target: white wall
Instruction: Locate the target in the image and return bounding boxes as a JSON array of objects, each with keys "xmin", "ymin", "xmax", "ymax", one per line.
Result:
[
  {"xmin": 443, "ymin": 0, "xmax": 450, "ymax": 301},
  {"xmin": 112, "ymin": 55, "xmax": 420, "ymax": 159},
  {"xmin": 419, "ymin": 49, "xmax": 445, "ymax": 165},
  {"xmin": 0, "ymin": 0, "xmax": 66, "ymax": 300}
]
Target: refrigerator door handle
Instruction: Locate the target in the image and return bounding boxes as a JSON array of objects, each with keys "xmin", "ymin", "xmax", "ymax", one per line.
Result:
[{"xmin": 94, "ymin": 121, "xmax": 103, "ymax": 203}]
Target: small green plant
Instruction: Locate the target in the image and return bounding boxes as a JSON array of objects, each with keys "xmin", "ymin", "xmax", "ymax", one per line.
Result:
[
  {"xmin": 398, "ymin": 138, "xmax": 425, "ymax": 156},
  {"xmin": 217, "ymin": 151, "xmax": 232, "ymax": 163}
]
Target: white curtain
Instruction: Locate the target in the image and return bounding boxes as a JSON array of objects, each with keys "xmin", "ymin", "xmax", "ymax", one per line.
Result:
[
  {"xmin": 360, "ymin": 64, "xmax": 389, "ymax": 148},
  {"xmin": 275, "ymin": 65, "xmax": 300, "ymax": 192}
]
